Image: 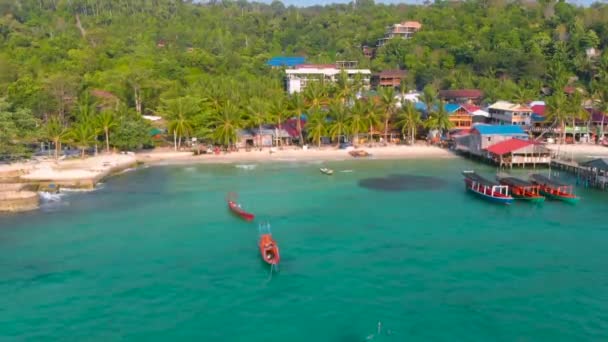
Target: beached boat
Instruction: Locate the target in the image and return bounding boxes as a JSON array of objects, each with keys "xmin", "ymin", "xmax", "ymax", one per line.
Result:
[
  {"xmin": 320, "ymin": 168, "xmax": 334, "ymax": 175},
  {"xmin": 463, "ymin": 170, "xmax": 514, "ymax": 205},
  {"xmin": 258, "ymin": 223, "xmax": 280, "ymax": 266},
  {"xmin": 349, "ymin": 150, "xmax": 370, "ymax": 158},
  {"xmin": 529, "ymin": 174, "xmax": 580, "ymax": 203},
  {"xmin": 496, "ymin": 174, "xmax": 545, "ymax": 203}
]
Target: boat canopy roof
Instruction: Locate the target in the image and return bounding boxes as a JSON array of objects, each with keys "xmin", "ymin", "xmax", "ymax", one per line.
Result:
[
  {"xmin": 530, "ymin": 174, "xmax": 568, "ymax": 187},
  {"xmin": 498, "ymin": 176, "xmax": 535, "ymax": 187},
  {"xmin": 463, "ymin": 171, "xmax": 499, "ymax": 187}
]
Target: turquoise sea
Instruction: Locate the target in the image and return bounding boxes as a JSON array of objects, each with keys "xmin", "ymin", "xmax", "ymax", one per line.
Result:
[{"xmin": 1, "ymin": 158, "xmax": 607, "ymax": 341}]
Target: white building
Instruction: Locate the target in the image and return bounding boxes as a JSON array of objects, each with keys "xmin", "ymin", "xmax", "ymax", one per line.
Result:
[
  {"xmin": 285, "ymin": 64, "xmax": 371, "ymax": 94},
  {"xmin": 488, "ymin": 101, "xmax": 533, "ymax": 126},
  {"xmin": 377, "ymin": 21, "xmax": 422, "ymax": 47}
]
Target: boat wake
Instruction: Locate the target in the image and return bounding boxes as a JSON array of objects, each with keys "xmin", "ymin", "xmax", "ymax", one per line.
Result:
[
  {"xmin": 340, "ymin": 169, "xmax": 354, "ymax": 173},
  {"xmin": 235, "ymin": 164, "xmax": 257, "ymax": 170}
]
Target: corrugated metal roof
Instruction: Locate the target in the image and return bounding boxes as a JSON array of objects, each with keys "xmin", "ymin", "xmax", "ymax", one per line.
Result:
[
  {"xmin": 472, "ymin": 124, "xmax": 526, "ymax": 135},
  {"xmin": 531, "ymin": 104, "xmax": 545, "ymax": 116},
  {"xmin": 489, "ymin": 101, "xmax": 531, "ymax": 112},
  {"xmin": 267, "ymin": 56, "xmax": 306, "ymax": 67},
  {"xmin": 445, "ymin": 103, "xmax": 462, "ymax": 113},
  {"xmin": 581, "ymin": 158, "xmax": 608, "ymax": 171},
  {"xmin": 486, "ymin": 138, "xmax": 535, "ymax": 155}
]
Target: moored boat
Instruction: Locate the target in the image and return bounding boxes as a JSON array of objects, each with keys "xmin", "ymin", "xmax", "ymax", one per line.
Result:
[
  {"xmin": 496, "ymin": 174, "xmax": 545, "ymax": 203},
  {"xmin": 226, "ymin": 192, "xmax": 255, "ymax": 221},
  {"xmin": 529, "ymin": 174, "xmax": 580, "ymax": 203},
  {"xmin": 228, "ymin": 200, "xmax": 255, "ymax": 221},
  {"xmin": 349, "ymin": 150, "xmax": 370, "ymax": 158},
  {"xmin": 463, "ymin": 170, "xmax": 514, "ymax": 205},
  {"xmin": 320, "ymin": 167, "xmax": 334, "ymax": 175},
  {"xmin": 258, "ymin": 223, "xmax": 280, "ymax": 266}
]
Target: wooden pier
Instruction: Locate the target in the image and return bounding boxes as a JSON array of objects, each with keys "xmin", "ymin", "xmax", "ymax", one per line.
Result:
[{"xmin": 550, "ymin": 158, "xmax": 608, "ymax": 191}]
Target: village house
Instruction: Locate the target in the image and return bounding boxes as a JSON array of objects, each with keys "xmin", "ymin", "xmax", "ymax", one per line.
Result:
[
  {"xmin": 372, "ymin": 69, "xmax": 407, "ymax": 89},
  {"xmin": 284, "ymin": 64, "xmax": 371, "ymax": 94},
  {"xmin": 438, "ymin": 89, "xmax": 484, "ymax": 105},
  {"xmin": 454, "ymin": 124, "xmax": 529, "ymax": 156},
  {"xmin": 237, "ymin": 127, "xmax": 292, "ymax": 148},
  {"xmin": 488, "ymin": 101, "xmax": 533, "ymax": 126},
  {"xmin": 377, "ymin": 21, "xmax": 422, "ymax": 47},
  {"xmin": 485, "ymin": 138, "xmax": 552, "ymax": 168}
]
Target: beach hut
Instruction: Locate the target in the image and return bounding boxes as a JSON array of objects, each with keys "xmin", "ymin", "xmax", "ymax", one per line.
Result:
[
  {"xmin": 580, "ymin": 158, "xmax": 608, "ymax": 190},
  {"xmin": 486, "ymin": 138, "xmax": 551, "ymax": 168}
]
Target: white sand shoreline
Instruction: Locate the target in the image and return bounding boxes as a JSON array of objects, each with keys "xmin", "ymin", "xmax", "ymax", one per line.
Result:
[{"xmin": 136, "ymin": 145, "xmax": 457, "ymax": 166}]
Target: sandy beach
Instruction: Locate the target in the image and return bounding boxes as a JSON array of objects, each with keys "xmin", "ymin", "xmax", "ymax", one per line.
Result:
[{"xmin": 136, "ymin": 145, "xmax": 456, "ymax": 165}]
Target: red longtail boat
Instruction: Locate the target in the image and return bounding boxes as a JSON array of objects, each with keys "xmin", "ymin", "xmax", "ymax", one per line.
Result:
[
  {"xmin": 226, "ymin": 193, "xmax": 255, "ymax": 221},
  {"xmin": 529, "ymin": 174, "xmax": 580, "ymax": 204},
  {"xmin": 258, "ymin": 223, "xmax": 280, "ymax": 266},
  {"xmin": 496, "ymin": 174, "xmax": 545, "ymax": 203}
]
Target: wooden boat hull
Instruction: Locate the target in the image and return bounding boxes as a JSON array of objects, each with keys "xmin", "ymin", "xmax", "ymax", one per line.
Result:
[
  {"xmin": 465, "ymin": 185, "xmax": 514, "ymax": 205},
  {"xmin": 259, "ymin": 234, "xmax": 280, "ymax": 265},
  {"xmin": 228, "ymin": 201, "xmax": 255, "ymax": 221},
  {"xmin": 511, "ymin": 193, "xmax": 545, "ymax": 202},
  {"xmin": 538, "ymin": 189, "xmax": 580, "ymax": 203}
]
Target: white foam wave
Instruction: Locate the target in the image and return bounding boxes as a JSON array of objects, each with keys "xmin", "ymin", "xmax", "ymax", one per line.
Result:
[
  {"xmin": 340, "ymin": 170, "xmax": 354, "ymax": 173},
  {"xmin": 38, "ymin": 192, "xmax": 64, "ymax": 202},
  {"xmin": 235, "ymin": 164, "xmax": 257, "ymax": 170}
]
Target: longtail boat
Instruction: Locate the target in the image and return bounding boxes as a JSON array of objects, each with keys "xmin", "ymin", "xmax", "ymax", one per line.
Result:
[
  {"xmin": 258, "ymin": 223, "xmax": 280, "ymax": 266},
  {"xmin": 496, "ymin": 174, "xmax": 545, "ymax": 203},
  {"xmin": 463, "ymin": 170, "xmax": 514, "ymax": 205},
  {"xmin": 529, "ymin": 174, "xmax": 580, "ymax": 204},
  {"xmin": 226, "ymin": 192, "xmax": 255, "ymax": 221}
]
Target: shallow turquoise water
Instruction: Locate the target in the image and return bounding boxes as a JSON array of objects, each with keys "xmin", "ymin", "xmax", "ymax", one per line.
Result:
[{"xmin": 1, "ymin": 159, "xmax": 607, "ymax": 341}]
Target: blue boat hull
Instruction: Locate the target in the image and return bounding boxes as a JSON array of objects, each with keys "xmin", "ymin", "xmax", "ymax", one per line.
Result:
[{"xmin": 466, "ymin": 187, "xmax": 514, "ymax": 205}]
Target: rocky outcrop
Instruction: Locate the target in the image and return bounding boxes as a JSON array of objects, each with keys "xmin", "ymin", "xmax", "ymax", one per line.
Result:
[{"xmin": 0, "ymin": 191, "xmax": 39, "ymax": 212}]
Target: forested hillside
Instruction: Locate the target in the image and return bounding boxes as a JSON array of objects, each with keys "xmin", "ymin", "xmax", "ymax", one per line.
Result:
[{"xmin": 1, "ymin": 0, "xmax": 608, "ymax": 156}]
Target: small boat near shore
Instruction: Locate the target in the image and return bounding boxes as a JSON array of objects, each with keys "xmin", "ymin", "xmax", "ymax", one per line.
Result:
[
  {"xmin": 226, "ymin": 192, "xmax": 255, "ymax": 221},
  {"xmin": 320, "ymin": 167, "xmax": 334, "ymax": 175},
  {"xmin": 529, "ymin": 174, "xmax": 580, "ymax": 204},
  {"xmin": 463, "ymin": 170, "xmax": 514, "ymax": 205},
  {"xmin": 496, "ymin": 174, "xmax": 545, "ymax": 203},
  {"xmin": 228, "ymin": 200, "xmax": 255, "ymax": 221},
  {"xmin": 258, "ymin": 223, "xmax": 280, "ymax": 266},
  {"xmin": 349, "ymin": 150, "xmax": 371, "ymax": 158}
]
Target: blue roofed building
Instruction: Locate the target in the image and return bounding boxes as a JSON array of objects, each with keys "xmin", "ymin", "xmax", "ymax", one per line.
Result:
[
  {"xmin": 454, "ymin": 124, "xmax": 529, "ymax": 156},
  {"xmin": 267, "ymin": 56, "xmax": 306, "ymax": 68}
]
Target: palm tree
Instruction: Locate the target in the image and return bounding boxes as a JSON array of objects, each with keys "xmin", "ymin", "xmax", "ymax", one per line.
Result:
[
  {"xmin": 208, "ymin": 101, "xmax": 244, "ymax": 147},
  {"xmin": 303, "ymin": 81, "xmax": 328, "ymax": 111},
  {"xmin": 568, "ymin": 91, "xmax": 589, "ymax": 142},
  {"xmin": 425, "ymin": 100, "xmax": 454, "ymax": 136},
  {"xmin": 246, "ymin": 98, "xmax": 268, "ymax": 148},
  {"xmin": 335, "ymin": 70, "xmax": 353, "ymax": 104},
  {"xmin": 513, "ymin": 86, "xmax": 534, "ymax": 105},
  {"xmin": 348, "ymin": 100, "xmax": 368, "ymax": 146},
  {"xmin": 158, "ymin": 96, "xmax": 199, "ymax": 150},
  {"xmin": 545, "ymin": 92, "xmax": 569, "ymax": 144},
  {"xmin": 422, "ymin": 84, "xmax": 437, "ymax": 116},
  {"xmin": 306, "ymin": 109, "xmax": 328, "ymax": 148},
  {"xmin": 269, "ymin": 97, "xmax": 288, "ymax": 147},
  {"xmin": 378, "ymin": 87, "xmax": 397, "ymax": 143},
  {"xmin": 363, "ymin": 100, "xmax": 381, "ymax": 145},
  {"xmin": 69, "ymin": 121, "xmax": 97, "ymax": 158},
  {"xmin": 328, "ymin": 101, "xmax": 350, "ymax": 147},
  {"xmin": 96, "ymin": 110, "xmax": 118, "ymax": 153},
  {"xmin": 44, "ymin": 116, "xmax": 70, "ymax": 159},
  {"xmin": 395, "ymin": 101, "xmax": 422, "ymax": 144},
  {"xmin": 288, "ymin": 92, "xmax": 306, "ymax": 145}
]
